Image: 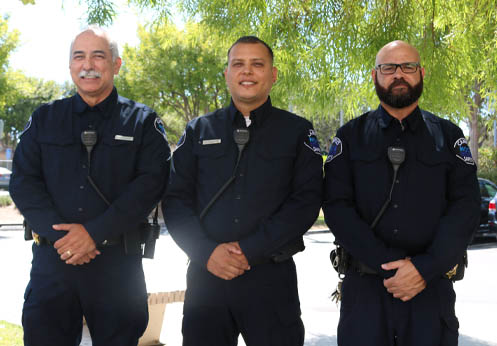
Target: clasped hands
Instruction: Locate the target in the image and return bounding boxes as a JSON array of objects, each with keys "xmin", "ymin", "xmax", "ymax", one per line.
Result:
[
  {"xmin": 52, "ymin": 223, "xmax": 100, "ymax": 265},
  {"xmin": 381, "ymin": 258, "xmax": 426, "ymax": 302},
  {"xmin": 207, "ymin": 242, "xmax": 250, "ymax": 280}
]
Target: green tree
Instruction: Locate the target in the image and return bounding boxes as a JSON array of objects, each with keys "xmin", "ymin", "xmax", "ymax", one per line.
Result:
[
  {"xmin": 0, "ymin": 16, "xmax": 20, "ymax": 109},
  {"xmin": 1, "ymin": 73, "xmax": 72, "ymax": 148},
  {"xmin": 115, "ymin": 22, "xmax": 230, "ymax": 143}
]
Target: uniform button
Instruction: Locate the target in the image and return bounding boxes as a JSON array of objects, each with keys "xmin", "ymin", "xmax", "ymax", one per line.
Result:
[
  {"xmin": 393, "ymin": 204, "xmax": 398, "ymax": 208},
  {"xmin": 393, "ymin": 229, "xmax": 399, "ymax": 235},
  {"xmin": 79, "ymin": 185, "xmax": 84, "ymax": 190},
  {"xmin": 78, "ymin": 207, "xmax": 84, "ymax": 212},
  {"xmin": 82, "ymin": 164, "xmax": 87, "ymax": 169},
  {"xmin": 235, "ymin": 195, "xmax": 241, "ymax": 200},
  {"xmin": 396, "ymin": 179, "xmax": 400, "ymax": 184},
  {"xmin": 396, "ymin": 138, "xmax": 400, "ymax": 142},
  {"xmin": 239, "ymin": 173, "xmax": 244, "ymax": 177},
  {"xmin": 234, "ymin": 218, "xmax": 239, "ymax": 223}
]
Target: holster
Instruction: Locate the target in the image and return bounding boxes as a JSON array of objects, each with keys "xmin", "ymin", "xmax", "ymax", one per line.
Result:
[
  {"xmin": 141, "ymin": 221, "xmax": 161, "ymax": 259},
  {"xmin": 330, "ymin": 242, "xmax": 350, "ymax": 275},
  {"xmin": 23, "ymin": 220, "xmax": 33, "ymax": 241},
  {"xmin": 271, "ymin": 236, "xmax": 305, "ymax": 263}
]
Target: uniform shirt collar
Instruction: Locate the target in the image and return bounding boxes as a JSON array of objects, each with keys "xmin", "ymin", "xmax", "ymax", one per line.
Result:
[
  {"xmin": 228, "ymin": 97, "xmax": 273, "ymax": 127},
  {"xmin": 377, "ymin": 104, "xmax": 422, "ymax": 132},
  {"xmin": 72, "ymin": 87, "xmax": 118, "ymax": 117}
]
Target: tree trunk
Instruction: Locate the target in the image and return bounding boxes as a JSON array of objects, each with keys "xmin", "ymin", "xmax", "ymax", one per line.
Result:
[{"xmin": 468, "ymin": 80, "xmax": 483, "ymax": 167}]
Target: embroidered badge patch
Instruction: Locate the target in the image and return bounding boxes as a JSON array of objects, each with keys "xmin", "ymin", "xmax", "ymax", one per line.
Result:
[
  {"xmin": 154, "ymin": 117, "xmax": 168, "ymax": 141},
  {"xmin": 20, "ymin": 116, "xmax": 32, "ymax": 136},
  {"xmin": 305, "ymin": 129, "xmax": 322, "ymax": 155},
  {"xmin": 325, "ymin": 137, "xmax": 343, "ymax": 163},
  {"xmin": 454, "ymin": 137, "xmax": 475, "ymax": 165}
]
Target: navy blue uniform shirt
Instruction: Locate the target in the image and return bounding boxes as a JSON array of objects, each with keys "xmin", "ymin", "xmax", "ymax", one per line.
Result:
[
  {"xmin": 163, "ymin": 98, "xmax": 323, "ymax": 266},
  {"xmin": 10, "ymin": 88, "xmax": 171, "ymax": 244},
  {"xmin": 323, "ymin": 105, "xmax": 480, "ymax": 282}
]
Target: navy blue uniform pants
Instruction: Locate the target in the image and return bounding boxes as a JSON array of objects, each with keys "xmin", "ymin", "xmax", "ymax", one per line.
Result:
[
  {"xmin": 338, "ymin": 271, "xmax": 459, "ymax": 346},
  {"xmin": 22, "ymin": 244, "xmax": 148, "ymax": 346},
  {"xmin": 182, "ymin": 259, "xmax": 304, "ymax": 346}
]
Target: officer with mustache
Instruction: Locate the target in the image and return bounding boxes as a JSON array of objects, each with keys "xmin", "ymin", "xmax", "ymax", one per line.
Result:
[
  {"xmin": 323, "ymin": 40, "xmax": 480, "ymax": 346},
  {"xmin": 10, "ymin": 26, "xmax": 170, "ymax": 345}
]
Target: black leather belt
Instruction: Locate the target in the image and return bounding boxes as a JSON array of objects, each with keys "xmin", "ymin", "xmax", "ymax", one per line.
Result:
[{"xmin": 349, "ymin": 257, "xmax": 378, "ymax": 275}]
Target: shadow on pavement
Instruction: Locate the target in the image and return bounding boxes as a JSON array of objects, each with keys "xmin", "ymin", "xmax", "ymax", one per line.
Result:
[
  {"xmin": 468, "ymin": 238, "xmax": 497, "ymax": 250},
  {"xmin": 459, "ymin": 334, "xmax": 497, "ymax": 346},
  {"xmin": 306, "ymin": 335, "xmax": 337, "ymax": 346}
]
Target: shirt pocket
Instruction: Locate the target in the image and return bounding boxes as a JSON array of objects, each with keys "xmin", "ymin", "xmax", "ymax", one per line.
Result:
[
  {"xmin": 193, "ymin": 140, "xmax": 229, "ymax": 184},
  {"xmin": 255, "ymin": 142, "xmax": 296, "ymax": 190},
  {"xmin": 37, "ymin": 134, "xmax": 78, "ymax": 180},
  {"xmin": 97, "ymin": 135, "xmax": 138, "ymax": 180},
  {"xmin": 416, "ymin": 150, "xmax": 452, "ymax": 192}
]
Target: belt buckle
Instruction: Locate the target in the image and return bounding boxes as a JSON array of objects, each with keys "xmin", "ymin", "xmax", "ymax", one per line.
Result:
[{"xmin": 32, "ymin": 232, "xmax": 41, "ymax": 245}]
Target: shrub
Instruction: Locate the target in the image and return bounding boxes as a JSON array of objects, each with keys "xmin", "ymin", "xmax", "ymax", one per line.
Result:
[
  {"xmin": 0, "ymin": 196, "xmax": 13, "ymax": 207},
  {"xmin": 478, "ymin": 147, "xmax": 497, "ymax": 183}
]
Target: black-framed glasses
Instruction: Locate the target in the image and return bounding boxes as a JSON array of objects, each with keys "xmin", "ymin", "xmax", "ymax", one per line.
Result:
[{"xmin": 375, "ymin": 62, "xmax": 421, "ymax": 74}]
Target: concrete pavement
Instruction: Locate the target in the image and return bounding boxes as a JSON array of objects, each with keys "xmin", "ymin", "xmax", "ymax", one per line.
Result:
[{"xmin": 0, "ymin": 229, "xmax": 496, "ymax": 346}]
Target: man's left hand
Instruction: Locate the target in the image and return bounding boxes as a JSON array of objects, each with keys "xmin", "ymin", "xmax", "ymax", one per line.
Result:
[
  {"xmin": 382, "ymin": 258, "xmax": 426, "ymax": 302},
  {"xmin": 53, "ymin": 223, "xmax": 100, "ymax": 265}
]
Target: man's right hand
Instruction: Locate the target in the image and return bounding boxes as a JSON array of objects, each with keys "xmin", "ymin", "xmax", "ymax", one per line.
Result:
[{"xmin": 207, "ymin": 242, "xmax": 250, "ymax": 280}]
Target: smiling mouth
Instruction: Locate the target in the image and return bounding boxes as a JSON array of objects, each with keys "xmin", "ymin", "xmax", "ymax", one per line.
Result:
[{"xmin": 240, "ymin": 81, "xmax": 256, "ymax": 86}]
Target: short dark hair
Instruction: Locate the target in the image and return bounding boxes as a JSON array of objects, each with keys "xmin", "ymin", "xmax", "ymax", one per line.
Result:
[{"xmin": 227, "ymin": 36, "xmax": 274, "ymax": 62}]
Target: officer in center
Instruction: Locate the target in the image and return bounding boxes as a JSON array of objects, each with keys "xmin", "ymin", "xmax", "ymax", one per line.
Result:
[
  {"xmin": 323, "ymin": 40, "xmax": 480, "ymax": 346},
  {"xmin": 162, "ymin": 36, "xmax": 323, "ymax": 346},
  {"xmin": 9, "ymin": 26, "xmax": 170, "ymax": 345}
]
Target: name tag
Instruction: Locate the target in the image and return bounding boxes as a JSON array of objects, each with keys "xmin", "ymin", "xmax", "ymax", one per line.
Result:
[
  {"xmin": 202, "ymin": 139, "xmax": 221, "ymax": 145},
  {"xmin": 115, "ymin": 135, "xmax": 134, "ymax": 141}
]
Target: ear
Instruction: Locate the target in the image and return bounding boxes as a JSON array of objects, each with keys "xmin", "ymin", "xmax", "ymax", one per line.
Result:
[
  {"xmin": 371, "ymin": 68, "xmax": 376, "ymax": 82},
  {"xmin": 272, "ymin": 66, "xmax": 278, "ymax": 83},
  {"xmin": 113, "ymin": 57, "xmax": 122, "ymax": 75},
  {"xmin": 224, "ymin": 68, "xmax": 228, "ymax": 81},
  {"xmin": 420, "ymin": 66, "xmax": 425, "ymax": 79}
]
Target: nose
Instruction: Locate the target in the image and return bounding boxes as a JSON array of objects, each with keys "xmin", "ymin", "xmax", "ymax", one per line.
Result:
[
  {"xmin": 241, "ymin": 64, "xmax": 253, "ymax": 75},
  {"xmin": 82, "ymin": 57, "xmax": 94, "ymax": 70}
]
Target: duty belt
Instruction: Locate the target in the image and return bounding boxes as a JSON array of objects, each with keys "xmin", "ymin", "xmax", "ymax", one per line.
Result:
[
  {"xmin": 32, "ymin": 232, "xmax": 121, "ymax": 247},
  {"xmin": 350, "ymin": 256, "xmax": 465, "ymax": 281}
]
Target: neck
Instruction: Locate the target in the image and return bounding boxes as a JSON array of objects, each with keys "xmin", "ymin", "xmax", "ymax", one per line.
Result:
[
  {"xmin": 78, "ymin": 88, "xmax": 113, "ymax": 107},
  {"xmin": 380, "ymin": 101, "xmax": 418, "ymax": 121},
  {"xmin": 233, "ymin": 98, "xmax": 267, "ymax": 117}
]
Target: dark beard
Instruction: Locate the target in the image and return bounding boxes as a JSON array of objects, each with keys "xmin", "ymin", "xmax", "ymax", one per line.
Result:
[{"xmin": 374, "ymin": 73, "xmax": 423, "ymax": 108}]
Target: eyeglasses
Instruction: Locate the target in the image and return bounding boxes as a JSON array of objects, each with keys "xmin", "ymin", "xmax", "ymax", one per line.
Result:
[{"xmin": 375, "ymin": 62, "xmax": 421, "ymax": 74}]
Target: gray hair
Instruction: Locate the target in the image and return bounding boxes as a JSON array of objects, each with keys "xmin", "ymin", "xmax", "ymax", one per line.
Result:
[{"xmin": 69, "ymin": 25, "xmax": 120, "ymax": 63}]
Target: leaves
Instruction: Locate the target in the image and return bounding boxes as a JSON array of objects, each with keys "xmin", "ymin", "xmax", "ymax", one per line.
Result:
[{"xmin": 115, "ymin": 22, "xmax": 229, "ymax": 143}]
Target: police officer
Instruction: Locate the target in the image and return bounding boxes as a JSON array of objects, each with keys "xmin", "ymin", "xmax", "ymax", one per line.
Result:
[
  {"xmin": 9, "ymin": 26, "xmax": 170, "ymax": 346},
  {"xmin": 162, "ymin": 36, "xmax": 323, "ymax": 346},
  {"xmin": 323, "ymin": 40, "xmax": 480, "ymax": 346}
]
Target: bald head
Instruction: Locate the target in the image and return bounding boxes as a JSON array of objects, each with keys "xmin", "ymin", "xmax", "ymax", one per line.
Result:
[{"xmin": 375, "ymin": 40, "xmax": 420, "ymax": 66}]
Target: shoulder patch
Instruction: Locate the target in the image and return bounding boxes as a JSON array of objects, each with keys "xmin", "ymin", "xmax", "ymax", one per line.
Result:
[
  {"xmin": 304, "ymin": 129, "xmax": 322, "ymax": 155},
  {"xmin": 175, "ymin": 131, "xmax": 186, "ymax": 151},
  {"xmin": 20, "ymin": 116, "xmax": 32, "ymax": 136},
  {"xmin": 154, "ymin": 117, "xmax": 168, "ymax": 141},
  {"xmin": 325, "ymin": 137, "xmax": 343, "ymax": 163},
  {"xmin": 454, "ymin": 137, "xmax": 474, "ymax": 165}
]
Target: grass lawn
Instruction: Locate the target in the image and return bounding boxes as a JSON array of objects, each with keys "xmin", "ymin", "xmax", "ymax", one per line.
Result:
[{"xmin": 0, "ymin": 321, "xmax": 23, "ymax": 346}]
